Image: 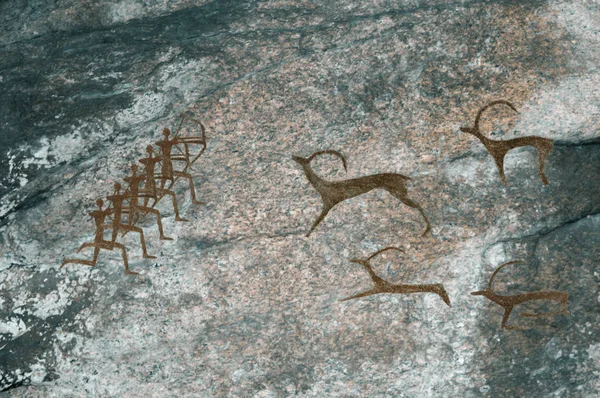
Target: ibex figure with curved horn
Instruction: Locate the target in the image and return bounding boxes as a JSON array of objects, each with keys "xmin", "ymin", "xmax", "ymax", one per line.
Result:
[
  {"xmin": 460, "ymin": 100, "xmax": 554, "ymax": 185},
  {"xmin": 340, "ymin": 247, "xmax": 451, "ymax": 306},
  {"xmin": 292, "ymin": 150, "xmax": 430, "ymax": 237},
  {"xmin": 471, "ymin": 260, "xmax": 569, "ymax": 330}
]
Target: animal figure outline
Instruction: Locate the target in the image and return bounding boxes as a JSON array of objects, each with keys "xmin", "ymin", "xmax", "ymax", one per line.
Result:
[
  {"xmin": 471, "ymin": 260, "xmax": 569, "ymax": 330},
  {"xmin": 460, "ymin": 100, "xmax": 554, "ymax": 185},
  {"xmin": 292, "ymin": 150, "xmax": 430, "ymax": 237},
  {"xmin": 341, "ymin": 246, "xmax": 451, "ymax": 306}
]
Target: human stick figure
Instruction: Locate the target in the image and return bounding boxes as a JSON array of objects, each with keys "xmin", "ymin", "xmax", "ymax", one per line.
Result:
[
  {"xmin": 122, "ymin": 163, "xmax": 173, "ymax": 241},
  {"xmin": 138, "ymin": 145, "xmax": 188, "ymax": 221},
  {"xmin": 105, "ymin": 182, "xmax": 156, "ymax": 260},
  {"xmin": 60, "ymin": 199, "xmax": 137, "ymax": 275},
  {"xmin": 155, "ymin": 128, "xmax": 204, "ymax": 205}
]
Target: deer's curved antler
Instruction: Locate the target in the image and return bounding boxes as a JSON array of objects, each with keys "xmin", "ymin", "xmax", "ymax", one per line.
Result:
[
  {"xmin": 307, "ymin": 150, "xmax": 348, "ymax": 172},
  {"xmin": 367, "ymin": 246, "xmax": 405, "ymax": 261},
  {"xmin": 474, "ymin": 100, "xmax": 519, "ymax": 131},
  {"xmin": 488, "ymin": 260, "xmax": 526, "ymax": 291}
]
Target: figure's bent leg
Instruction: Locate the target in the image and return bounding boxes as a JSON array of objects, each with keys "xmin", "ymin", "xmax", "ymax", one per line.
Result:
[
  {"xmin": 114, "ymin": 242, "xmax": 137, "ymax": 275},
  {"xmin": 141, "ymin": 206, "xmax": 172, "ymax": 240},
  {"xmin": 157, "ymin": 188, "xmax": 188, "ymax": 222},
  {"xmin": 61, "ymin": 245, "xmax": 101, "ymax": 268},
  {"xmin": 125, "ymin": 225, "xmax": 157, "ymax": 259},
  {"xmin": 77, "ymin": 242, "xmax": 95, "ymax": 253},
  {"xmin": 174, "ymin": 171, "xmax": 204, "ymax": 205}
]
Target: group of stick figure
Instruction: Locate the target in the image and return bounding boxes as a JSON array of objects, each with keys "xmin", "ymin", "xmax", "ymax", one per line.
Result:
[
  {"xmin": 60, "ymin": 100, "xmax": 569, "ymax": 329},
  {"xmin": 61, "ymin": 116, "xmax": 207, "ymax": 275},
  {"xmin": 293, "ymin": 100, "xmax": 568, "ymax": 329}
]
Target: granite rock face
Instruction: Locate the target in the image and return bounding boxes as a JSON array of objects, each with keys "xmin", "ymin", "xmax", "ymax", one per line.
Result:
[{"xmin": 1, "ymin": 0, "xmax": 599, "ymax": 396}]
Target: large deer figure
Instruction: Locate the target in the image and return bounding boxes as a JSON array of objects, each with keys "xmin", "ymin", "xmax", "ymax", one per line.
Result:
[
  {"xmin": 471, "ymin": 260, "xmax": 569, "ymax": 330},
  {"xmin": 460, "ymin": 100, "xmax": 554, "ymax": 185},
  {"xmin": 292, "ymin": 150, "xmax": 430, "ymax": 237}
]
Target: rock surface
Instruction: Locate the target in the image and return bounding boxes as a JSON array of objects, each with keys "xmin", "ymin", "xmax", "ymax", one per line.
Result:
[{"xmin": 1, "ymin": 0, "xmax": 599, "ymax": 396}]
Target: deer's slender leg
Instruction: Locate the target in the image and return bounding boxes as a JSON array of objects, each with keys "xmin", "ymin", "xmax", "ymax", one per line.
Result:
[
  {"xmin": 392, "ymin": 194, "xmax": 431, "ymax": 237},
  {"xmin": 306, "ymin": 206, "xmax": 332, "ymax": 237},
  {"xmin": 520, "ymin": 294, "xmax": 570, "ymax": 317},
  {"xmin": 537, "ymin": 145, "xmax": 552, "ymax": 185},
  {"xmin": 500, "ymin": 306, "xmax": 514, "ymax": 329},
  {"xmin": 501, "ymin": 306, "xmax": 527, "ymax": 330},
  {"xmin": 433, "ymin": 284, "xmax": 451, "ymax": 306},
  {"xmin": 493, "ymin": 154, "xmax": 507, "ymax": 185},
  {"xmin": 520, "ymin": 310, "xmax": 569, "ymax": 318}
]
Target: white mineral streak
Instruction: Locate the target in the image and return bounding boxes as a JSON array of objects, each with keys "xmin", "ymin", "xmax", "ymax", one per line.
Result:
[
  {"xmin": 0, "ymin": 318, "xmax": 28, "ymax": 341},
  {"xmin": 515, "ymin": 1, "xmax": 600, "ymax": 143},
  {"xmin": 31, "ymin": 281, "xmax": 73, "ymax": 319}
]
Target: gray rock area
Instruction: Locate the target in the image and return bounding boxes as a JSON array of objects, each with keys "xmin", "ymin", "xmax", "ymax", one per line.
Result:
[{"xmin": 1, "ymin": 0, "xmax": 599, "ymax": 396}]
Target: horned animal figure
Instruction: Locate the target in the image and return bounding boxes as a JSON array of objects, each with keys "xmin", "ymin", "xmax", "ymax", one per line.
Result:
[
  {"xmin": 340, "ymin": 247, "xmax": 451, "ymax": 306},
  {"xmin": 460, "ymin": 100, "xmax": 554, "ymax": 185},
  {"xmin": 471, "ymin": 260, "xmax": 569, "ymax": 330},
  {"xmin": 292, "ymin": 150, "xmax": 430, "ymax": 237}
]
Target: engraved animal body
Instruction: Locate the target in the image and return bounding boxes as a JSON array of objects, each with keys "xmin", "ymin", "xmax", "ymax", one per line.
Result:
[
  {"xmin": 292, "ymin": 150, "xmax": 430, "ymax": 237},
  {"xmin": 471, "ymin": 260, "xmax": 569, "ymax": 330},
  {"xmin": 341, "ymin": 247, "xmax": 451, "ymax": 306},
  {"xmin": 460, "ymin": 100, "xmax": 554, "ymax": 185}
]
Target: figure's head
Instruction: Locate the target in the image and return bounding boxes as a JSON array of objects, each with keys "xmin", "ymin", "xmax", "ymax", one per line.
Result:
[
  {"xmin": 114, "ymin": 182, "xmax": 121, "ymax": 191},
  {"xmin": 146, "ymin": 145, "xmax": 154, "ymax": 154},
  {"xmin": 131, "ymin": 164, "xmax": 138, "ymax": 173},
  {"xmin": 163, "ymin": 128, "xmax": 171, "ymax": 137},
  {"xmin": 96, "ymin": 198, "xmax": 104, "ymax": 207}
]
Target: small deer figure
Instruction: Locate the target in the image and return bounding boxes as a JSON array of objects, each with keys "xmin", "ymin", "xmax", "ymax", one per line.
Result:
[
  {"xmin": 340, "ymin": 247, "xmax": 451, "ymax": 306},
  {"xmin": 460, "ymin": 100, "xmax": 554, "ymax": 185},
  {"xmin": 471, "ymin": 260, "xmax": 569, "ymax": 330},
  {"xmin": 292, "ymin": 150, "xmax": 430, "ymax": 237}
]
